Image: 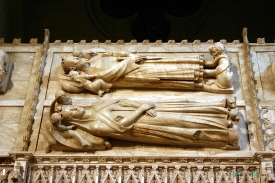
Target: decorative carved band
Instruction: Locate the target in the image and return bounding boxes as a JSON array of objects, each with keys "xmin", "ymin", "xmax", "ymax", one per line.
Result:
[{"xmin": 29, "ymin": 164, "xmax": 260, "ymax": 183}]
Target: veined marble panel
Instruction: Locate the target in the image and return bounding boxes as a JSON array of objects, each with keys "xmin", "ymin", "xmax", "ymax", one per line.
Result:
[
  {"xmin": 0, "ymin": 52, "xmax": 35, "ymax": 100},
  {"xmin": 0, "ymin": 107, "xmax": 22, "ymax": 153},
  {"xmin": 252, "ymin": 51, "xmax": 275, "ymax": 100},
  {"xmin": 0, "ymin": 45, "xmax": 44, "ymax": 153}
]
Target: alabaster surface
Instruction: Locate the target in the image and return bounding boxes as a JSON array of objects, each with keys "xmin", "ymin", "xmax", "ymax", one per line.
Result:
[
  {"xmin": 0, "ymin": 39, "xmax": 259, "ymax": 158},
  {"xmin": 57, "ymin": 43, "xmax": 234, "ymax": 96},
  {"xmin": 251, "ymin": 48, "xmax": 275, "ymax": 102},
  {"xmin": 0, "ymin": 45, "xmax": 44, "ymax": 154},
  {"xmin": 250, "ymin": 44, "xmax": 275, "ymax": 154},
  {"xmin": 45, "ymin": 49, "xmax": 243, "ymax": 100},
  {"xmin": 1, "ymin": 28, "xmax": 275, "ymax": 182},
  {"xmin": 30, "ymin": 41, "xmax": 255, "ymax": 157}
]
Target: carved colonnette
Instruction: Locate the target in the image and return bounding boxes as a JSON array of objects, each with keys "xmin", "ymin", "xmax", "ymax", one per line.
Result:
[
  {"xmin": 29, "ymin": 164, "xmax": 260, "ymax": 183},
  {"xmin": 4, "ymin": 152, "xmax": 275, "ymax": 182}
]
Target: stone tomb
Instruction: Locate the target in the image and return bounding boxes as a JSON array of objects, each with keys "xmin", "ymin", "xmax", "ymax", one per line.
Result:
[{"xmin": 0, "ymin": 29, "xmax": 273, "ymax": 182}]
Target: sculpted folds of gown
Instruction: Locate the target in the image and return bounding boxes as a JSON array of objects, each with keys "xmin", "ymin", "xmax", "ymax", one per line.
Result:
[
  {"xmin": 58, "ymin": 42, "xmax": 234, "ymax": 96},
  {"xmin": 59, "ymin": 53, "xmax": 204, "ymax": 94},
  {"xmin": 45, "ymin": 42, "xmax": 238, "ymax": 151},
  {"xmin": 48, "ymin": 93, "xmax": 239, "ymax": 151}
]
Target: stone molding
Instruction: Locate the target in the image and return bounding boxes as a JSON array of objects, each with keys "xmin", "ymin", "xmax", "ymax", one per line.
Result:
[
  {"xmin": 242, "ymin": 28, "xmax": 264, "ymax": 151},
  {"xmin": 1, "ymin": 152, "xmax": 275, "ymax": 182}
]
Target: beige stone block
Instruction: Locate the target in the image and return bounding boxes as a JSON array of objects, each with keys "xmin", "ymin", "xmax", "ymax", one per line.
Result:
[
  {"xmin": 0, "ymin": 107, "xmax": 22, "ymax": 124},
  {"xmin": 117, "ymin": 45, "xmax": 137, "ymax": 53},
  {"xmin": 0, "ymin": 100, "xmax": 25, "ymax": 106},
  {"xmin": 0, "ymin": 81, "xmax": 28, "ymax": 100},
  {"xmin": 14, "ymin": 47, "xmax": 30, "ymax": 52},
  {"xmin": 0, "ymin": 124, "xmax": 20, "ymax": 152},
  {"xmin": 261, "ymin": 81, "xmax": 275, "ymax": 100},
  {"xmin": 255, "ymin": 52, "xmax": 275, "ymax": 81},
  {"xmin": 147, "ymin": 46, "xmax": 168, "ymax": 52},
  {"xmin": 8, "ymin": 52, "xmax": 34, "ymax": 81},
  {"xmin": 46, "ymin": 81, "xmax": 63, "ymax": 100}
]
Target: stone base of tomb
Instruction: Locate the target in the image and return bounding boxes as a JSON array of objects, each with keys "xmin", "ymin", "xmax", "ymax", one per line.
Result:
[{"xmin": 1, "ymin": 152, "xmax": 274, "ymax": 183}]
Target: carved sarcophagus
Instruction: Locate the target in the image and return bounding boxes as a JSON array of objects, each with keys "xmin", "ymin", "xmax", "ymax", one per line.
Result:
[{"xmin": 1, "ymin": 29, "xmax": 275, "ymax": 182}]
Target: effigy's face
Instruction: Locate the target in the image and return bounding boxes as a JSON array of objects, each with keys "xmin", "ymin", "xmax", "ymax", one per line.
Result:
[
  {"xmin": 61, "ymin": 105, "xmax": 86, "ymax": 119},
  {"xmin": 61, "ymin": 55, "xmax": 87, "ymax": 73}
]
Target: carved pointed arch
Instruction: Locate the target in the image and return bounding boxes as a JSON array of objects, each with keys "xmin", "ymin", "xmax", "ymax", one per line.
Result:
[
  {"xmin": 147, "ymin": 173, "xmax": 162, "ymax": 183},
  {"xmin": 170, "ymin": 166, "xmax": 186, "ymax": 183},
  {"xmin": 32, "ymin": 167, "xmax": 48, "ymax": 183},
  {"xmin": 192, "ymin": 166, "xmax": 209, "ymax": 183},
  {"xmin": 146, "ymin": 166, "xmax": 162, "ymax": 183},
  {"xmin": 193, "ymin": 175, "xmax": 208, "ymax": 183},
  {"xmin": 77, "ymin": 167, "xmax": 94, "ymax": 183},
  {"xmin": 101, "ymin": 173, "xmax": 116, "ymax": 183},
  {"xmin": 124, "ymin": 170, "xmax": 139, "ymax": 183},
  {"xmin": 170, "ymin": 173, "xmax": 187, "ymax": 183},
  {"xmin": 55, "ymin": 166, "xmax": 71, "ymax": 183},
  {"xmin": 238, "ymin": 170, "xmax": 256, "ymax": 183},
  {"xmin": 101, "ymin": 166, "xmax": 116, "ymax": 183},
  {"xmin": 216, "ymin": 171, "xmax": 230, "ymax": 183}
]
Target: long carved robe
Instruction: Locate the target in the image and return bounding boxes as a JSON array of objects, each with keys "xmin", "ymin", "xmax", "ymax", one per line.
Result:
[
  {"xmin": 60, "ymin": 56, "xmax": 204, "ymax": 92},
  {"xmin": 67, "ymin": 99, "xmax": 234, "ymax": 148}
]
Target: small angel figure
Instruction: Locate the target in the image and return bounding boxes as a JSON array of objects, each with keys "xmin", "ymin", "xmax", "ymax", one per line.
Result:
[{"xmin": 68, "ymin": 70, "xmax": 112, "ymax": 96}]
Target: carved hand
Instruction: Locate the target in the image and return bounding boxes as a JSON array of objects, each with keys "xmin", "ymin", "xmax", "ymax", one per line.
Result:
[
  {"xmin": 140, "ymin": 103, "xmax": 156, "ymax": 117},
  {"xmin": 118, "ymin": 100, "xmax": 156, "ymax": 117},
  {"xmin": 140, "ymin": 103, "xmax": 155, "ymax": 111},
  {"xmin": 84, "ymin": 74, "xmax": 98, "ymax": 79}
]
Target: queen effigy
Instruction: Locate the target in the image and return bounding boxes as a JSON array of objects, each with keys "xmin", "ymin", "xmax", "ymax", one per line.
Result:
[{"xmin": 47, "ymin": 90, "xmax": 239, "ymax": 151}]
